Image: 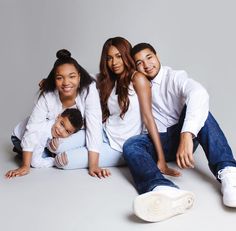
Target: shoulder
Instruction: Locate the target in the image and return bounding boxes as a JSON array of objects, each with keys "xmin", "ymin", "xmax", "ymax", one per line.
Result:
[
  {"xmin": 163, "ymin": 66, "xmax": 189, "ymax": 85},
  {"xmin": 132, "ymin": 71, "xmax": 150, "ymax": 86}
]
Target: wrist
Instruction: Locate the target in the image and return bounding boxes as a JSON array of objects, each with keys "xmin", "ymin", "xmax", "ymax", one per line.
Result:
[
  {"xmin": 22, "ymin": 164, "xmax": 30, "ymax": 169},
  {"xmin": 181, "ymin": 132, "xmax": 193, "ymax": 139}
]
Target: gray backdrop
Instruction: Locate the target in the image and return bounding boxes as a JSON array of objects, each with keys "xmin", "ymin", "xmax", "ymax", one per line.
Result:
[{"xmin": 0, "ymin": 0, "xmax": 235, "ymax": 151}]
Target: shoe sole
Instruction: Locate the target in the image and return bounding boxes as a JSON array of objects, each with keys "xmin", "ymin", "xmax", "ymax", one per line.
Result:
[
  {"xmin": 223, "ymin": 198, "xmax": 236, "ymax": 207},
  {"xmin": 133, "ymin": 191, "xmax": 195, "ymax": 222}
]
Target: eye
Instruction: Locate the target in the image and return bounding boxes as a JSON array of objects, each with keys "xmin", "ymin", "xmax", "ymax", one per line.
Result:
[
  {"xmin": 56, "ymin": 76, "xmax": 63, "ymax": 80},
  {"xmin": 69, "ymin": 75, "xmax": 76, "ymax": 79},
  {"xmin": 136, "ymin": 61, "xmax": 142, "ymax": 66},
  {"xmin": 66, "ymin": 130, "xmax": 71, "ymax": 134},
  {"xmin": 116, "ymin": 54, "xmax": 122, "ymax": 59},
  {"xmin": 147, "ymin": 55, "xmax": 152, "ymax": 60},
  {"xmin": 107, "ymin": 56, "xmax": 112, "ymax": 61}
]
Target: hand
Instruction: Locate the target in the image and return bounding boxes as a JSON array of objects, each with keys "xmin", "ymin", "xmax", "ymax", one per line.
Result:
[
  {"xmin": 5, "ymin": 165, "xmax": 30, "ymax": 179},
  {"xmin": 89, "ymin": 166, "xmax": 111, "ymax": 178},
  {"xmin": 48, "ymin": 138, "xmax": 59, "ymax": 153},
  {"xmin": 176, "ymin": 132, "xmax": 194, "ymax": 169},
  {"xmin": 157, "ymin": 160, "xmax": 181, "ymax": 177}
]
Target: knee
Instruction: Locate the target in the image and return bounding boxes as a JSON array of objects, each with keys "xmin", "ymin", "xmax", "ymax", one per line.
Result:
[
  {"xmin": 123, "ymin": 135, "xmax": 142, "ymax": 158},
  {"xmin": 55, "ymin": 152, "xmax": 69, "ymax": 169}
]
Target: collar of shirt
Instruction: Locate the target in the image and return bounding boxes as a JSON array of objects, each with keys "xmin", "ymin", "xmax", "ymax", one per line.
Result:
[{"xmin": 151, "ymin": 65, "xmax": 164, "ymax": 85}]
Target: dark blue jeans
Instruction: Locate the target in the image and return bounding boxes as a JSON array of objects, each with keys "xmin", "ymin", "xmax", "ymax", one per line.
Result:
[{"xmin": 123, "ymin": 111, "xmax": 236, "ymax": 194}]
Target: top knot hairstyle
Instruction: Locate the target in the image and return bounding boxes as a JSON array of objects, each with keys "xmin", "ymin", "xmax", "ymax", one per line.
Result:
[
  {"xmin": 56, "ymin": 49, "xmax": 72, "ymax": 59},
  {"xmin": 40, "ymin": 49, "xmax": 94, "ymax": 96}
]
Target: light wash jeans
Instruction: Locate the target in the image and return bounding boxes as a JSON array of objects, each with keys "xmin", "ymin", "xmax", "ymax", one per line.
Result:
[
  {"xmin": 54, "ymin": 129, "xmax": 125, "ymax": 169},
  {"xmin": 123, "ymin": 108, "xmax": 236, "ymax": 194},
  {"xmin": 12, "ymin": 129, "xmax": 125, "ymax": 169}
]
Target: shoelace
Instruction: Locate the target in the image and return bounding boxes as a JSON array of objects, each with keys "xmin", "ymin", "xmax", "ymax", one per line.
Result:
[{"xmin": 218, "ymin": 168, "xmax": 236, "ymax": 186}]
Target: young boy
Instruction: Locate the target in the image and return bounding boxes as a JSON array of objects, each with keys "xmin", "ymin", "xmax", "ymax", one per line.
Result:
[{"xmin": 9, "ymin": 108, "xmax": 83, "ymax": 172}]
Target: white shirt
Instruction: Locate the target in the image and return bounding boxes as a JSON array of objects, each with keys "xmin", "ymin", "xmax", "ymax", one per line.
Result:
[
  {"xmin": 20, "ymin": 82, "xmax": 102, "ymax": 153},
  {"xmin": 14, "ymin": 118, "xmax": 55, "ymax": 168},
  {"xmin": 104, "ymin": 82, "xmax": 142, "ymax": 152},
  {"xmin": 151, "ymin": 66, "xmax": 209, "ymax": 136}
]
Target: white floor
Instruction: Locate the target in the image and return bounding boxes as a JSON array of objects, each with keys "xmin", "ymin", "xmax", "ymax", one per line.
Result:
[{"xmin": 1, "ymin": 133, "xmax": 236, "ymax": 231}]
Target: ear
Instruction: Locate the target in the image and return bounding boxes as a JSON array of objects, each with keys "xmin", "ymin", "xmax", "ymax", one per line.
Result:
[{"xmin": 56, "ymin": 114, "xmax": 61, "ymax": 120}]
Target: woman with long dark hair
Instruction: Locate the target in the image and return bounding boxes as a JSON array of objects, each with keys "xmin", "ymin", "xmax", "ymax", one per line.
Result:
[{"xmin": 98, "ymin": 37, "xmax": 180, "ymax": 176}]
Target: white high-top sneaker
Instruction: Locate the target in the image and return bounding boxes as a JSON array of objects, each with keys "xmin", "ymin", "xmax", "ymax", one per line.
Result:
[
  {"xmin": 133, "ymin": 186, "xmax": 195, "ymax": 222},
  {"xmin": 218, "ymin": 166, "xmax": 236, "ymax": 207}
]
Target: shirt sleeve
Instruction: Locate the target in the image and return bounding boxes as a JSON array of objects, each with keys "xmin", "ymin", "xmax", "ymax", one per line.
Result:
[
  {"xmin": 176, "ymin": 71, "xmax": 209, "ymax": 136},
  {"xmin": 21, "ymin": 94, "xmax": 50, "ymax": 152},
  {"xmin": 84, "ymin": 82, "xmax": 103, "ymax": 153},
  {"xmin": 31, "ymin": 143, "xmax": 55, "ymax": 168}
]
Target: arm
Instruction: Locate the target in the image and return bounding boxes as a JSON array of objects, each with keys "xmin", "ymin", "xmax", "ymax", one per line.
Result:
[
  {"xmin": 5, "ymin": 151, "xmax": 32, "ymax": 178},
  {"xmin": 6, "ymin": 94, "xmax": 52, "ymax": 178},
  {"xmin": 84, "ymin": 82, "xmax": 110, "ymax": 178},
  {"xmin": 132, "ymin": 72, "xmax": 180, "ymax": 176},
  {"xmin": 175, "ymin": 71, "xmax": 209, "ymax": 168}
]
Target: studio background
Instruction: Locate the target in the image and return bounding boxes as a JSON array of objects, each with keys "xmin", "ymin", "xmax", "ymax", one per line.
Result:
[{"xmin": 0, "ymin": 1, "xmax": 235, "ymax": 231}]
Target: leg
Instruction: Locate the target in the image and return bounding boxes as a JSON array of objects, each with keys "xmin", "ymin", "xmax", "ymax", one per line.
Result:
[
  {"xmin": 53, "ymin": 129, "xmax": 86, "ymax": 154},
  {"xmin": 197, "ymin": 112, "xmax": 236, "ymax": 176},
  {"xmin": 55, "ymin": 130, "xmax": 125, "ymax": 169},
  {"xmin": 11, "ymin": 135, "xmax": 22, "ymax": 155},
  {"xmin": 123, "ymin": 134, "xmax": 178, "ymax": 194}
]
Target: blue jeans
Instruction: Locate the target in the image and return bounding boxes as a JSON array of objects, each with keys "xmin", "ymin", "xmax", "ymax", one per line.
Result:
[{"xmin": 123, "ymin": 110, "xmax": 236, "ymax": 194}]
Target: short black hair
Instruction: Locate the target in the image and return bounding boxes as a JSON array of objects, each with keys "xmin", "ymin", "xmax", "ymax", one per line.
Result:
[
  {"xmin": 131, "ymin": 43, "xmax": 156, "ymax": 58},
  {"xmin": 61, "ymin": 108, "xmax": 83, "ymax": 133}
]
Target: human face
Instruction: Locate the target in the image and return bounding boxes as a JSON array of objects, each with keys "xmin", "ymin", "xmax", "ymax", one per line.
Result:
[
  {"xmin": 55, "ymin": 64, "xmax": 80, "ymax": 98},
  {"xmin": 107, "ymin": 45, "xmax": 125, "ymax": 76},
  {"xmin": 51, "ymin": 115, "xmax": 76, "ymax": 138},
  {"xmin": 133, "ymin": 48, "xmax": 161, "ymax": 79}
]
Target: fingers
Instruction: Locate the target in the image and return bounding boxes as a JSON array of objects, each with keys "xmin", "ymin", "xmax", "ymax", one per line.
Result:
[
  {"xmin": 177, "ymin": 152, "xmax": 194, "ymax": 169},
  {"xmin": 49, "ymin": 138, "xmax": 59, "ymax": 152},
  {"xmin": 89, "ymin": 168, "xmax": 111, "ymax": 178},
  {"xmin": 5, "ymin": 167, "xmax": 29, "ymax": 179}
]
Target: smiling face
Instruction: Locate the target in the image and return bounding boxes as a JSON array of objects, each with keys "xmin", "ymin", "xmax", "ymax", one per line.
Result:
[
  {"xmin": 133, "ymin": 48, "xmax": 161, "ymax": 79},
  {"xmin": 55, "ymin": 63, "xmax": 80, "ymax": 98},
  {"xmin": 51, "ymin": 115, "xmax": 76, "ymax": 138},
  {"xmin": 106, "ymin": 45, "xmax": 125, "ymax": 76}
]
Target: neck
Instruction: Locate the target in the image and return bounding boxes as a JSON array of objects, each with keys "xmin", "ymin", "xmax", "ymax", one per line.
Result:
[{"xmin": 59, "ymin": 94, "xmax": 76, "ymax": 108}]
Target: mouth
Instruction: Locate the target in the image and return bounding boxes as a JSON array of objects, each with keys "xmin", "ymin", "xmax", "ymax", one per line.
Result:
[
  {"xmin": 112, "ymin": 66, "xmax": 121, "ymax": 72},
  {"xmin": 62, "ymin": 86, "xmax": 73, "ymax": 93},
  {"xmin": 145, "ymin": 67, "xmax": 154, "ymax": 73}
]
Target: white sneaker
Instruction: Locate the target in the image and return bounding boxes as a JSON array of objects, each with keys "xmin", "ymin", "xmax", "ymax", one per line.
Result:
[
  {"xmin": 133, "ymin": 186, "xmax": 195, "ymax": 222},
  {"xmin": 218, "ymin": 166, "xmax": 236, "ymax": 207}
]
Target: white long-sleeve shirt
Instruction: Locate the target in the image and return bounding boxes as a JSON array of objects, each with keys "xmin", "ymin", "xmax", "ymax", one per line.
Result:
[
  {"xmin": 104, "ymin": 82, "xmax": 143, "ymax": 152},
  {"xmin": 151, "ymin": 66, "xmax": 209, "ymax": 136},
  {"xmin": 21, "ymin": 82, "xmax": 102, "ymax": 153},
  {"xmin": 13, "ymin": 118, "xmax": 55, "ymax": 168}
]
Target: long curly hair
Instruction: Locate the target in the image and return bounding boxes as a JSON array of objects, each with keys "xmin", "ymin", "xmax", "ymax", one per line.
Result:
[{"xmin": 97, "ymin": 37, "xmax": 136, "ymax": 122}]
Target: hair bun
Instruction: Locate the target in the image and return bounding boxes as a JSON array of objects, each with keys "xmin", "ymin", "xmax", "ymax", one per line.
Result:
[{"xmin": 56, "ymin": 49, "xmax": 71, "ymax": 59}]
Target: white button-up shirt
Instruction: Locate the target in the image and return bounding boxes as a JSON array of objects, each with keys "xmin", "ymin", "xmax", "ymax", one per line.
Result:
[
  {"xmin": 104, "ymin": 82, "xmax": 143, "ymax": 152},
  {"xmin": 151, "ymin": 66, "xmax": 209, "ymax": 136},
  {"xmin": 20, "ymin": 82, "xmax": 102, "ymax": 153}
]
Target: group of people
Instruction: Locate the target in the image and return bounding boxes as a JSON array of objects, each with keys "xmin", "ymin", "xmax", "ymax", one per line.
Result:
[{"xmin": 5, "ymin": 37, "xmax": 236, "ymax": 222}]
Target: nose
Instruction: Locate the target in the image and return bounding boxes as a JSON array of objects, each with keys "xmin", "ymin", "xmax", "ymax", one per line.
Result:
[
  {"xmin": 112, "ymin": 57, "xmax": 118, "ymax": 66},
  {"xmin": 143, "ymin": 60, "xmax": 149, "ymax": 69},
  {"xmin": 62, "ymin": 77, "xmax": 69, "ymax": 85}
]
